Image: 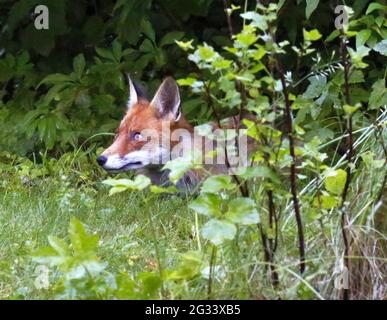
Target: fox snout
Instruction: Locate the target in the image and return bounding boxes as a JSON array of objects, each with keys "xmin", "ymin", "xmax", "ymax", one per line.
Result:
[{"xmin": 96, "ymin": 155, "xmax": 107, "ymax": 166}]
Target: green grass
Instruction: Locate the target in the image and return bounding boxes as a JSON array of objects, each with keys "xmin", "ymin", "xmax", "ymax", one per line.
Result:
[
  {"xmin": 0, "ymin": 181, "xmax": 196, "ymax": 299},
  {"xmin": 1, "ymin": 171, "xmax": 384, "ymax": 300},
  {"xmin": 0, "ymin": 125, "xmax": 385, "ymax": 300},
  {"xmin": 0, "ymin": 181, "xmax": 277, "ymax": 299}
]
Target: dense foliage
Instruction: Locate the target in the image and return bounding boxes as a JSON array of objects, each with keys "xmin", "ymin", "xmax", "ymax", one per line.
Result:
[{"xmin": 0, "ymin": 0, "xmax": 386, "ymax": 300}]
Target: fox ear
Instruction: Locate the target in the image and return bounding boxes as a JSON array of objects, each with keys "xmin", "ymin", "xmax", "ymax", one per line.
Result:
[
  {"xmin": 150, "ymin": 77, "xmax": 181, "ymax": 121},
  {"xmin": 127, "ymin": 75, "xmax": 138, "ymax": 109}
]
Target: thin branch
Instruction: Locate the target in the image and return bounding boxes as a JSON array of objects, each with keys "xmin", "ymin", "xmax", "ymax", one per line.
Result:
[
  {"xmin": 339, "ymin": 33, "xmax": 352, "ymax": 300},
  {"xmin": 207, "ymin": 245, "xmax": 217, "ymax": 299},
  {"xmin": 267, "ymin": 190, "xmax": 279, "ymax": 286},
  {"xmin": 221, "ymin": 0, "xmax": 250, "ymax": 196},
  {"xmin": 222, "ymin": 0, "xmax": 235, "ymax": 38},
  {"xmin": 203, "ymin": 80, "xmax": 249, "ymax": 197},
  {"xmin": 258, "ymin": 223, "xmax": 279, "ymax": 287},
  {"xmin": 276, "ymin": 58, "xmax": 306, "ymax": 274}
]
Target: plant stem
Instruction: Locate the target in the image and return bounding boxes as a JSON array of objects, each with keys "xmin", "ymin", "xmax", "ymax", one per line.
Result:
[
  {"xmin": 202, "ymin": 80, "xmax": 249, "ymax": 197},
  {"xmin": 222, "ymin": 0, "xmax": 234, "ymax": 38},
  {"xmin": 220, "ymin": 0, "xmax": 250, "ymax": 197},
  {"xmin": 276, "ymin": 58, "xmax": 306, "ymax": 274},
  {"xmin": 207, "ymin": 245, "xmax": 218, "ymax": 299},
  {"xmin": 259, "ymin": 220, "xmax": 279, "ymax": 287},
  {"xmin": 194, "ymin": 212, "xmax": 202, "ymax": 251},
  {"xmin": 339, "ymin": 34, "xmax": 352, "ymax": 300},
  {"xmin": 144, "ymin": 195, "xmax": 165, "ymax": 298}
]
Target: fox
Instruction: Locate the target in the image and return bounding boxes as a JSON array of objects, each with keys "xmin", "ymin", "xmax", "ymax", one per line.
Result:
[{"xmin": 97, "ymin": 76, "xmax": 252, "ymax": 190}]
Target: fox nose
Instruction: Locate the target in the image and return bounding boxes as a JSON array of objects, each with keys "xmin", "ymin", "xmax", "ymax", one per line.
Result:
[{"xmin": 97, "ymin": 155, "xmax": 107, "ymax": 166}]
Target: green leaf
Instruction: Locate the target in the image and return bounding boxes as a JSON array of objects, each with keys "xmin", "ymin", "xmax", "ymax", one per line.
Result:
[
  {"xmin": 349, "ymin": 70, "xmax": 365, "ymax": 84},
  {"xmin": 212, "ymin": 58, "xmax": 233, "ymax": 70},
  {"xmin": 69, "ymin": 217, "xmax": 99, "ymax": 257},
  {"xmin": 240, "ymin": 12, "xmax": 268, "ymax": 31},
  {"xmin": 356, "ymin": 29, "xmax": 371, "ymax": 49},
  {"xmin": 235, "ymin": 31, "xmax": 258, "ymax": 48},
  {"xmin": 38, "ymin": 73, "xmax": 73, "ymax": 87},
  {"xmin": 177, "ymin": 77, "xmax": 197, "ymax": 87},
  {"xmin": 225, "ymin": 198, "xmax": 259, "ymax": 225},
  {"xmin": 303, "ymin": 29, "xmax": 322, "ymax": 41},
  {"xmin": 103, "ymin": 175, "xmax": 151, "ymax": 195},
  {"xmin": 373, "ymin": 40, "xmax": 387, "ymax": 56},
  {"xmin": 201, "ymin": 175, "xmax": 236, "ymax": 194},
  {"xmin": 348, "ymin": 46, "xmax": 371, "ymax": 68},
  {"xmin": 320, "ymin": 195, "xmax": 339, "ymax": 209},
  {"xmin": 198, "ymin": 44, "xmax": 216, "ymax": 60},
  {"xmin": 150, "ymin": 185, "xmax": 178, "ymax": 194},
  {"xmin": 137, "ymin": 272, "xmax": 161, "ymax": 297},
  {"xmin": 324, "ymin": 169, "xmax": 347, "ymax": 196},
  {"xmin": 73, "ymin": 54, "xmax": 85, "ymax": 78},
  {"xmin": 48, "ymin": 235, "xmax": 69, "ymax": 256},
  {"xmin": 304, "ymin": 75, "xmax": 327, "ymax": 99},
  {"xmin": 366, "ymin": 2, "xmax": 387, "ymax": 14},
  {"xmin": 95, "ymin": 47, "xmax": 115, "ymax": 61},
  {"xmin": 236, "ymin": 166, "xmax": 280, "ymax": 184},
  {"xmin": 325, "ymin": 29, "xmax": 340, "ymax": 42},
  {"xmin": 112, "ymin": 40, "xmax": 123, "ymax": 61},
  {"xmin": 314, "ymin": 195, "xmax": 339, "ymax": 209},
  {"xmin": 201, "ymin": 219, "xmax": 237, "ymax": 245},
  {"xmin": 162, "ymin": 156, "xmax": 201, "ymax": 184},
  {"xmin": 141, "ymin": 19, "xmax": 156, "ymax": 44},
  {"xmin": 361, "ymin": 151, "xmax": 385, "ymax": 169},
  {"xmin": 189, "ymin": 193, "xmax": 222, "ymax": 217},
  {"xmin": 305, "ymin": 0, "xmax": 320, "ymax": 19},
  {"xmin": 32, "ymin": 247, "xmax": 68, "ymax": 267},
  {"xmin": 160, "ymin": 31, "xmax": 185, "ymax": 47},
  {"xmin": 175, "ymin": 40, "xmax": 194, "ymax": 51},
  {"xmin": 139, "ymin": 39, "xmax": 154, "ymax": 53},
  {"xmin": 343, "ymin": 103, "xmax": 361, "ymax": 115},
  {"xmin": 369, "ymin": 79, "xmax": 387, "ymax": 109},
  {"xmin": 166, "ymin": 251, "xmax": 202, "ymax": 280}
]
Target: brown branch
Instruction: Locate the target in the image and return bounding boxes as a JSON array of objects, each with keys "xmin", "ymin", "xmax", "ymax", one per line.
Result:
[
  {"xmin": 203, "ymin": 81, "xmax": 249, "ymax": 197},
  {"xmin": 222, "ymin": 0, "xmax": 235, "ymax": 38},
  {"xmin": 221, "ymin": 0, "xmax": 249, "ymax": 196},
  {"xmin": 258, "ymin": 223, "xmax": 279, "ymax": 287},
  {"xmin": 267, "ymin": 190, "xmax": 279, "ymax": 286},
  {"xmin": 339, "ymin": 33, "xmax": 352, "ymax": 300},
  {"xmin": 276, "ymin": 58, "xmax": 306, "ymax": 274}
]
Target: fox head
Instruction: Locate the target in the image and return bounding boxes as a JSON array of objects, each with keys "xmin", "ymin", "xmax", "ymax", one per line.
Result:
[{"xmin": 97, "ymin": 76, "xmax": 193, "ymax": 172}]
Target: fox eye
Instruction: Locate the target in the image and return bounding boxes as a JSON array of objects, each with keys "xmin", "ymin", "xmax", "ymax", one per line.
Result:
[{"xmin": 131, "ymin": 131, "xmax": 142, "ymax": 141}]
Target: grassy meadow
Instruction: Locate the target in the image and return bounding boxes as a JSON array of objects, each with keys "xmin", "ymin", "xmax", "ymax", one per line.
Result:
[{"xmin": 0, "ymin": 121, "xmax": 385, "ymax": 300}]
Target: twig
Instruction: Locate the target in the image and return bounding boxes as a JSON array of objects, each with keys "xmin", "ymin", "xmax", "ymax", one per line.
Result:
[
  {"xmin": 276, "ymin": 58, "xmax": 306, "ymax": 274},
  {"xmin": 267, "ymin": 190, "xmax": 279, "ymax": 286},
  {"xmin": 202, "ymin": 78, "xmax": 249, "ymax": 197},
  {"xmin": 258, "ymin": 223, "xmax": 279, "ymax": 287},
  {"xmin": 339, "ymin": 33, "xmax": 352, "ymax": 300},
  {"xmin": 207, "ymin": 245, "xmax": 217, "ymax": 299},
  {"xmin": 220, "ymin": 0, "xmax": 249, "ymax": 196},
  {"xmin": 222, "ymin": 0, "xmax": 235, "ymax": 38}
]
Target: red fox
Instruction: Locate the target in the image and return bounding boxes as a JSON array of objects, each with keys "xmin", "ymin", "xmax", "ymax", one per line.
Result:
[{"xmin": 97, "ymin": 76, "xmax": 250, "ymax": 190}]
